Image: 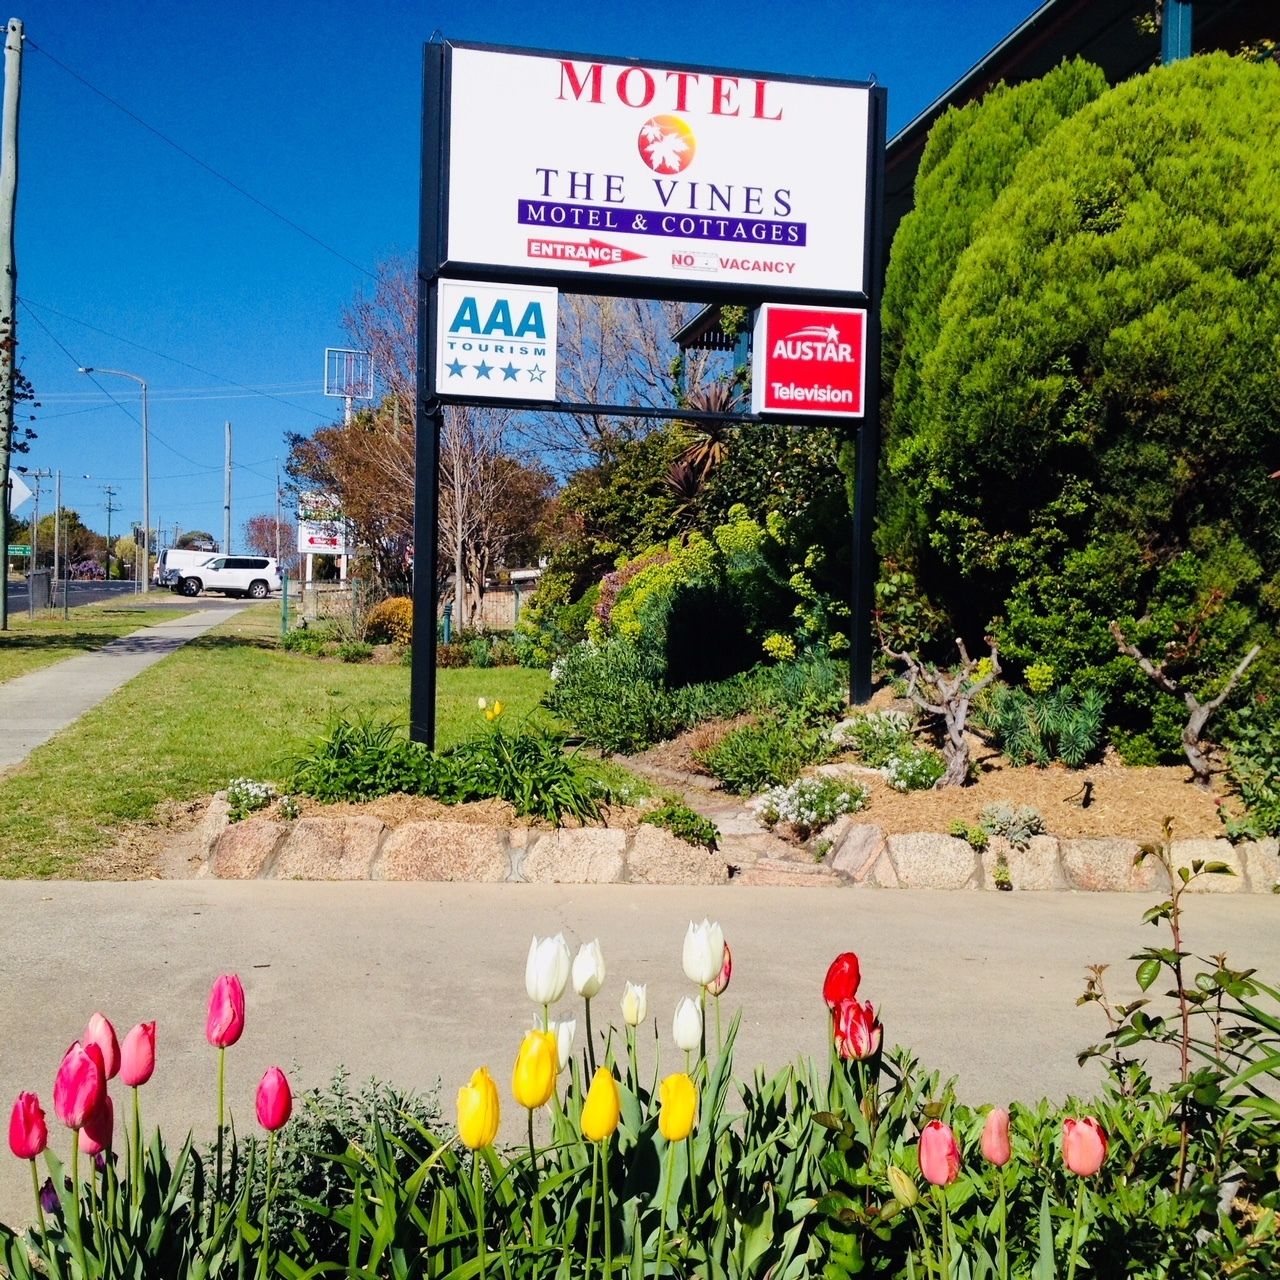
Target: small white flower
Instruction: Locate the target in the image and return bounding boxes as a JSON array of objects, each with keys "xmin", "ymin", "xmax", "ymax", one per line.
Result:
[
  {"xmin": 572, "ymin": 940, "xmax": 606, "ymax": 998},
  {"xmin": 621, "ymin": 981, "xmax": 647, "ymax": 1027},
  {"xmin": 672, "ymin": 995, "xmax": 702, "ymax": 1052}
]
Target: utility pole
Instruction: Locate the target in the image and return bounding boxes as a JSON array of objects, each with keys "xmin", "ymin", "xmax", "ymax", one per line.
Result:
[
  {"xmin": 0, "ymin": 18, "xmax": 24, "ymax": 632},
  {"xmin": 274, "ymin": 457, "xmax": 281, "ymax": 562},
  {"xmin": 223, "ymin": 420, "xmax": 231, "ymax": 553},
  {"xmin": 102, "ymin": 483, "xmax": 118, "ymax": 581}
]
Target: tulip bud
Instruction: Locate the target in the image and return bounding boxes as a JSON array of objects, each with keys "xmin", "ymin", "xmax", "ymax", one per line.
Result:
[
  {"xmin": 672, "ymin": 995, "xmax": 702, "ymax": 1052},
  {"xmin": 83, "ymin": 1014, "xmax": 121, "ymax": 1081},
  {"xmin": 477, "ymin": 697, "xmax": 488, "ymax": 709},
  {"xmin": 981, "ymin": 1108, "xmax": 1011, "ymax": 1167},
  {"xmin": 705, "ymin": 940, "xmax": 732, "ymax": 997},
  {"xmin": 658, "ymin": 1072, "xmax": 697, "ymax": 1142},
  {"xmin": 53, "ymin": 1042, "xmax": 105, "ymax": 1130},
  {"xmin": 682, "ymin": 919, "xmax": 725, "ymax": 986},
  {"xmin": 886, "ymin": 1164, "xmax": 918, "ymax": 1208},
  {"xmin": 457, "ymin": 1067, "xmax": 500, "ymax": 1150},
  {"xmin": 550, "ymin": 1017, "xmax": 577, "ymax": 1073},
  {"xmin": 120, "ymin": 1022, "xmax": 156, "ymax": 1088},
  {"xmin": 39, "ymin": 1177, "xmax": 59, "ymax": 1216},
  {"xmin": 572, "ymin": 940, "xmax": 606, "ymax": 999},
  {"xmin": 78, "ymin": 1095, "xmax": 114, "ymax": 1156},
  {"xmin": 832, "ymin": 998, "xmax": 881, "ymax": 1061},
  {"xmin": 255, "ymin": 1067, "xmax": 292, "ymax": 1132},
  {"xmin": 205, "ymin": 975, "xmax": 246, "ymax": 1049},
  {"xmin": 1062, "ymin": 1117, "xmax": 1107, "ymax": 1177},
  {"xmin": 8, "ymin": 1093, "xmax": 48, "ymax": 1160},
  {"xmin": 512, "ymin": 1030, "xmax": 557, "ymax": 1110},
  {"xmin": 525, "ymin": 935, "xmax": 571, "ymax": 1007},
  {"xmin": 918, "ymin": 1120, "xmax": 961, "ymax": 1187},
  {"xmin": 823, "ymin": 952, "xmax": 862, "ymax": 1010},
  {"xmin": 580, "ymin": 1068, "xmax": 621, "ymax": 1142},
  {"xmin": 620, "ymin": 982, "xmax": 647, "ymax": 1027}
]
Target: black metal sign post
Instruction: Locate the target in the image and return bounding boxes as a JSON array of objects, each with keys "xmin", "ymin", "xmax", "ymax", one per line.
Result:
[{"xmin": 413, "ymin": 38, "xmax": 886, "ymax": 747}]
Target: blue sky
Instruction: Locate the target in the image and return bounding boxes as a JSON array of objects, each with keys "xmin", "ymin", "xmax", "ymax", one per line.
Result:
[{"xmin": 16, "ymin": 0, "xmax": 1037, "ymax": 545}]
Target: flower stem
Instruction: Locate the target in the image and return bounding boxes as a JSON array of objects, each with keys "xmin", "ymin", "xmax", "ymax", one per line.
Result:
[
  {"xmin": 586, "ymin": 997, "xmax": 597, "ymax": 1076},
  {"xmin": 997, "ymin": 1167, "xmax": 1007, "ymax": 1280},
  {"xmin": 215, "ymin": 1045, "xmax": 226, "ymax": 1227},
  {"xmin": 132, "ymin": 1085, "xmax": 142, "ymax": 1213},
  {"xmin": 473, "ymin": 1150, "xmax": 487, "ymax": 1280},
  {"xmin": 68, "ymin": 1136, "xmax": 90, "ymax": 1280},
  {"xmin": 262, "ymin": 1130, "xmax": 276, "ymax": 1280},
  {"xmin": 1065, "ymin": 1181, "xmax": 1085, "ymax": 1280},
  {"xmin": 30, "ymin": 1158, "xmax": 47, "ymax": 1243},
  {"xmin": 527, "ymin": 1108, "xmax": 536, "ymax": 1179},
  {"xmin": 698, "ymin": 988, "xmax": 707, "ymax": 1063},
  {"xmin": 602, "ymin": 1139, "xmax": 613, "ymax": 1280},
  {"xmin": 654, "ymin": 1140, "xmax": 676, "ymax": 1279},
  {"xmin": 585, "ymin": 1142, "xmax": 598, "ymax": 1280},
  {"xmin": 714, "ymin": 995, "xmax": 722, "ymax": 1055}
]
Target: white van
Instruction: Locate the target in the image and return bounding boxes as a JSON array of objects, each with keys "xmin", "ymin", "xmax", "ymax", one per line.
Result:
[
  {"xmin": 155, "ymin": 548, "xmax": 216, "ymax": 588},
  {"xmin": 167, "ymin": 554, "xmax": 280, "ymax": 599}
]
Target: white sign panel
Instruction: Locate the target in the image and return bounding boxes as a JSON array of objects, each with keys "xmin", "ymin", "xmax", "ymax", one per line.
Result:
[
  {"xmin": 296, "ymin": 494, "xmax": 348, "ymax": 557},
  {"xmin": 443, "ymin": 46, "xmax": 870, "ymax": 294},
  {"xmin": 7, "ymin": 472, "xmax": 32, "ymax": 510},
  {"xmin": 435, "ymin": 279, "xmax": 558, "ymax": 400}
]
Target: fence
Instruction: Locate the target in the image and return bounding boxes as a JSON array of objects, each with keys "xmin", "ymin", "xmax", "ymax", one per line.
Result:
[{"xmin": 288, "ymin": 579, "xmax": 525, "ymax": 633}]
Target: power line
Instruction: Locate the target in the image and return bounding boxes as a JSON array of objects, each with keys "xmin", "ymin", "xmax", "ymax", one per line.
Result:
[
  {"xmin": 22, "ymin": 299, "xmax": 334, "ymax": 422},
  {"xmin": 26, "ymin": 38, "xmax": 376, "ymax": 280}
]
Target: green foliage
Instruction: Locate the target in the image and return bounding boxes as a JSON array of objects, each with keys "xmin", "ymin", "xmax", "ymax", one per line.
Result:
[
  {"xmin": 980, "ymin": 802, "xmax": 1046, "ymax": 850},
  {"xmin": 288, "ymin": 715, "xmax": 440, "ymax": 802},
  {"xmin": 841, "ymin": 708, "xmax": 915, "ymax": 767},
  {"xmin": 882, "ymin": 744, "xmax": 946, "ymax": 792},
  {"xmin": 1224, "ymin": 696, "xmax": 1280, "ymax": 838},
  {"xmin": 754, "ymin": 775, "xmax": 870, "ymax": 837},
  {"xmin": 950, "ymin": 819, "xmax": 990, "ymax": 852},
  {"xmin": 877, "ymin": 54, "xmax": 1280, "ymax": 749},
  {"xmin": 640, "ymin": 799, "xmax": 720, "ymax": 850},
  {"xmin": 695, "ymin": 719, "xmax": 834, "ymax": 795},
  {"xmin": 364, "ymin": 595, "xmax": 414, "ymax": 644},
  {"xmin": 336, "ymin": 640, "xmax": 374, "ymax": 663},
  {"xmin": 513, "ymin": 570, "xmax": 600, "ymax": 668},
  {"xmin": 978, "ymin": 683, "xmax": 1105, "ymax": 767},
  {"xmin": 225, "ymin": 777, "xmax": 276, "ymax": 823},
  {"xmin": 280, "ymin": 624, "xmax": 333, "ymax": 656}
]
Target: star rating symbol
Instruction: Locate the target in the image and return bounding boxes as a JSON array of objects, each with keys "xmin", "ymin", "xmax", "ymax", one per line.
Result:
[
  {"xmin": 825, "ymin": 325, "xmax": 840, "ymax": 342},
  {"xmin": 527, "ymin": 364, "xmax": 546, "ymax": 383},
  {"xmin": 500, "ymin": 363, "xmax": 519, "ymax": 382},
  {"xmin": 445, "ymin": 359, "xmax": 465, "ymax": 378},
  {"xmin": 474, "ymin": 360, "xmax": 493, "ymax": 379}
]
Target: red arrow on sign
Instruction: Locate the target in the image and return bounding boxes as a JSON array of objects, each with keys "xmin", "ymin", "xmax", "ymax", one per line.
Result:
[{"xmin": 526, "ymin": 237, "xmax": 645, "ymax": 268}]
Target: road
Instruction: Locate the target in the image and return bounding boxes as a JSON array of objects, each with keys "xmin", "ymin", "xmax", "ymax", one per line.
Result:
[
  {"xmin": 6, "ymin": 579, "xmax": 154, "ymax": 610},
  {"xmin": 0, "ymin": 881, "xmax": 1275, "ymax": 1226}
]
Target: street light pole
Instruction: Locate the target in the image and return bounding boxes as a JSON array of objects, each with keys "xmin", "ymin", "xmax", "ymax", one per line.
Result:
[{"xmin": 79, "ymin": 366, "xmax": 150, "ymax": 592}]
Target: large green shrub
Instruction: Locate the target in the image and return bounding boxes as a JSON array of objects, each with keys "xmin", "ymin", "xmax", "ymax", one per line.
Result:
[{"xmin": 878, "ymin": 54, "xmax": 1280, "ymax": 753}]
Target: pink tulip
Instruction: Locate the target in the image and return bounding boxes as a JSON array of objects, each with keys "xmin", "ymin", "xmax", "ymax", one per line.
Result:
[
  {"xmin": 981, "ymin": 1108, "xmax": 1011, "ymax": 1167},
  {"xmin": 1062, "ymin": 1117, "xmax": 1107, "ymax": 1177},
  {"xmin": 255, "ymin": 1067, "xmax": 292, "ymax": 1132},
  {"xmin": 206, "ymin": 975, "xmax": 245, "ymax": 1048},
  {"xmin": 83, "ymin": 1013, "xmax": 120, "ymax": 1081},
  {"xmin": 706, "ymin": 941, "xmax": 733, "ymax": 996},
  {"xmin": 918, "ymin": 1120, "xmax": 961, "ymax": 1186},
  {"xmin": 8, "ymin": 1093, "xmax": 48, "ymax": 1160},
  {"xmin": 53, "ymin": 1042, "xmax": 105, "ymax": 1130},
  {"xmin": 832, "ymin": 997, "xmax": 881, "ymax": 1060},
  {"xmin": 78, "ymin": 1095, "xmax": 114, "ymax": 1156},
  {"xmin": 120, "ymin": 1022, "xmax": 157, "ymax": 1087}
]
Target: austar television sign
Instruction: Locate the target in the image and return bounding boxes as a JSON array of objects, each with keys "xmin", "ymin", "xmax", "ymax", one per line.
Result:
[
  {"xmin": 433, "ymin": 43, "xmax": 873, "ymax": 298},
  {"xmin": 750, "ymin": 303, "xmax": 867, "ymax": 418}
]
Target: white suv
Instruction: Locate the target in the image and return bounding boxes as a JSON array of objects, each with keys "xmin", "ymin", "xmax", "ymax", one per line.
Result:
[{"xmin": 173, "ymin": 556, "xmax": 280, "ymax": 599}]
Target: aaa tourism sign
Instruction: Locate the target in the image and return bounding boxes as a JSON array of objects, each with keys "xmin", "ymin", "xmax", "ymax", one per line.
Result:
[
  {"xmin": 750, "ymin": 304, "xmax": 866, "ymax": 418},
  {"xmin": 435, "ymin": 279, "xmax": 558, "ymax": 401},
  {"xmin": 438, "ymin": 43, "xmax": 872, "ymax": 295}
]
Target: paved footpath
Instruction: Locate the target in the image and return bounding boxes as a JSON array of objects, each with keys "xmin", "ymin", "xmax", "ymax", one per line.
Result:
[
  {"xmin": 0, "ymin": 605, "xmax": 245, "ymax": 770},
  {"xmin": 1, "ymin": 880, "xmax": 1275, "ymax": 1224}
]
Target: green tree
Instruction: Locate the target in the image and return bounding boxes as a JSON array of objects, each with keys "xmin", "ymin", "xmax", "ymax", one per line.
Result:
[{"xmin": 876, "ymin": 54, "xmax": 1280, "ymax": 755}]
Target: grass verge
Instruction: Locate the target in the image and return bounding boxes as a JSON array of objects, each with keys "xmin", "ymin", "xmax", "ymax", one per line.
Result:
[
  {"xmin": 0, "ymin": 602, "xmax": 195, "ymax": 683},
  {"xmin": 0, "ymin": 605, "xmax": 551, "ymax": 878}
]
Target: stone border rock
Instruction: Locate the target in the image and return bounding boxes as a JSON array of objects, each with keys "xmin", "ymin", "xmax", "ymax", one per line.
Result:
[{"xmin": 199, "ymin": 798, "xmax": 1279, "ymax": 892}]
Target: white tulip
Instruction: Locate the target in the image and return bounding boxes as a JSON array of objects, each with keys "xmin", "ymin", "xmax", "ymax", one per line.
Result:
[
  {"xmin": 550, "ymin": 1017, "xmax": 577, "ymax": 1072},
  {"xmin": 572, "ymin": 939, "xmax": 607, "ymax": 998},
  {"xmin": 682, "ymin": 919, "xmax": 725, "ymax": 986},
  {"xmin": 477, "ymin": 697, "xmax": 488, "ymax": 709},
  {"xmin": 621, "ymin": 981, "xmax": 647, "ymax": 1027},
  {"xmin": 526, "ymin": 934, "xmax": 571, "ymax": 1006},
  {"xmin": 672, "ymin": 995, "xmax": 703, "ymax": 1052}
]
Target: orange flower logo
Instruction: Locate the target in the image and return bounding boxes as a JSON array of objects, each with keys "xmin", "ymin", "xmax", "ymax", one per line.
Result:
[{"xmin": 637, "ymin": 115, "xmax": 696, "ymax": 174}]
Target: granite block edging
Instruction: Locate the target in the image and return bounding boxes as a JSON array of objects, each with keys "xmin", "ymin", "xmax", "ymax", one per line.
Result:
[{"xmin": 201, "ymin": 803, "xmax": 1280, "ymax": 893}]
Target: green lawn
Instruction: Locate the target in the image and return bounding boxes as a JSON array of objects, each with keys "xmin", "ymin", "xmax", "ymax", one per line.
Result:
[
  {"xmin": 0, "ymin": 601, "xmax": 195, "ymax": 683},
  {"xmin": 0, "ymin": 605, "xmax": 551, "ymax": 878}
]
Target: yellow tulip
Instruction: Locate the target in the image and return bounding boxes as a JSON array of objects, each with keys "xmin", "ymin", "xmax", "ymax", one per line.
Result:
[
  {"xmin": 512, "ymin": 1029, "xmax": 557, "ymax": 1110},
  {"xmin": 457, "ymin": 1066, "xmax": 500, "ymax": 1150},
  {"xmin": 580, "ymin": 1067, "xmax": 621, "ymax": 1142},
  {"xmin": 658, "ymin": 1072, "xmax": 697, "ymax": 1142}
]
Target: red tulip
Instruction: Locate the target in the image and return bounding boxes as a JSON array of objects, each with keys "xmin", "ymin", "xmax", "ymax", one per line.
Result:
[
  {"xmin": 706, "ymin": 941, "xmax": 732, "ymax": 996},
  {"xmin": 8, "ymin": 1093, "xmax": 47, "ymax": 1160},
  {"xmin": 918, "ymin": 1120, "xmax": 961, "ymax": 1186},
  {"xmin": 53, "ymin": 1042, "xmax": 105, "ymax": 1129},
  {"xmin": 832, "ymin": 997, "xmax": 881, "ymax": 1060},
  {"xmin": 823, "ymin": 952, "xmax": 861, "ymax": 1009},
  {"xmin": 255, "ymin": 1067, "xmax": 292, "ymax": 1132},
  {"xmin": 78, "ymin": 1094, "xmax": 114, "ymax": 1156},
  {"xmin": 1062, "ymin": 1117, "xmax": 1107, "ymax": 1176},
  {"xmin": 206, "ymin": 975, "xmax": 245, "ymax": 1048},
  {"xmin": 83, "ymin": 1013, "xmax": 121, "ymax": 1081},
  {"xmin": 120, "ymin": 1022, "xmax": 156, "ymax": 1087},
  {"xmin": 981, "ymin": 1108, "xmax": 1011, "ymax": 1167}
]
